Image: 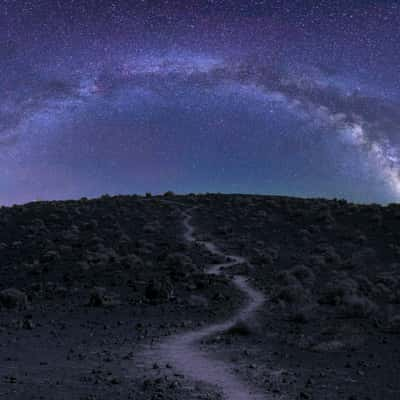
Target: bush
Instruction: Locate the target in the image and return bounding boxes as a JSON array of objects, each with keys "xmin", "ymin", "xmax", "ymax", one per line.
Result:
[
  {"xmin": 290, "ymin": 265, "xmax": 315, "ymax": 285},
  {"xmin": 387, "ymin": 315, "xmax": 400, "ymax": 332},
  {"xmin": 120, "ymin": 254, "xmax": 143, "ymax": 269},
  {"xmin": 308, "ymin": 254, "xmax": 326, "ymax": 269},
  {"xmin": 287, "ymin": 305, "xmax": 315, "ymax": 324},
  {"xmin": 88, "ymin": 287, "xmax": 119, "ymax": 307},
  {"xmin": 274, "ymin": 283, "xmax": 309, "ymax": 304},
  {"xmin": 145, "ymin": 279, "xmax": 174, "ymax": 304},
  {"xmin": 88, "ymin": 287, "xmax": 107, "ymax": 307},
  {"xmin": 311, "ymin": 340, "xmax": 346, "ymax": 352},
  {"xmin": 0, "ymin": 288, "xmax": 28, "ymax": 309},
  {"xmin": 341, "ymin": 294, "xmax": 378, "ymax": 318},
  {"xmin": 275, "ymin": 270, "xmax": 297, "ymax": 286},
  {"xmin": 225, "ymin": 319, "xmax": 254, "ymax": 336},
  {"xmin": 318, "ymin": 278, "xmax": 359, "ymax": 305}
]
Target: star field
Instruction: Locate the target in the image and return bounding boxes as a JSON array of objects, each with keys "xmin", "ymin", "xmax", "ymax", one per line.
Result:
[{"xmin": 0, "ymin": 0, "xmax": 399, "ymax": 205}]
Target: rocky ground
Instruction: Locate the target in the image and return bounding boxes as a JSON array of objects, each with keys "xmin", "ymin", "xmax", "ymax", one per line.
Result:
[
  {"xmin": 192, "ymin": 194, "xmax": 400, "ymax": 400},
  {"xmin": 0, "ymin": 193, "xmax": 399, "ymax": 399}
]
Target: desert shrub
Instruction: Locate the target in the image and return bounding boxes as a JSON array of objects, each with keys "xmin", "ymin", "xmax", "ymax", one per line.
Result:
[
  {"xmin": 225, "ymin": 319, "xmax": 254, "ymax": 336},
  {"xmin": 318, "ymin": 278, "xmax": 359, "ymax": 305},
  {"xmin": 389, "ymin": 289, "xmax": 400, "ymax": 304},
  {"xmin": 165, "ymin": 252, "xmax": 193, "ymax": 267},
  {"xmin": 287, "ymin": 305, "xmax": 315, "ymax": 324},
  {"xmin": 250, "ymin": 251, "xmax": 274, "ymax": 266},
  {"xmin": 376, "ymin": 273, "xmax": 398, "ymax": 289},
  {"xmin": 145, "ymin": 279, "xmax": 174, "ymax": 304},
  {"xmin": 188, "ymin": 294, "xmax": 209, "ymax": 307},
  {"xmin": 354, "ymin": 233, "xmax": 367, "ymax": 245},
  {"xmin": 298, "ymin": 228, "xmax": 311, "ymax": 237},
  {"xmin": 374, "ymin": 282, "xmax": 392, "ymax": 301},
  {"xmin": 387, "ymin": 315, "xmax": 400, "ymax": 332},
  {"xmin": 388, "ymin": 244, "xmax": 400, "ymax": 257},
  {"xmin": 0, "ymin": 288, "xmax": 28, "ymax": 309},
  {"xmin": 324, "ymin": 247, "xmax": 342, "ymax": 264},
  {"xmin": 316, "ymin": 209, "xmax": 335, "ymax": 225},
  {"xmin": 273, "ymin": 283, "xmax": 310, "ymax": 304},
  {"xmin": 275, "ymin": 270, "xmax": 298, "ymax": 286},
  {"xmin": 311, "ymin": 340, "xmax": 346, "ymax": 352},
  {"xmin": 77, "ymin": 260, "xmax": 91, "ymax": 271},
  {"xmin": 120, "ymin": 254, "xmax": 143, "ymax": 269},
  {"xmin": 370, "ymin": 211, "xmax": 383, "ymax": 225},
  {"xmin": 308, "ymin": 254, "xmax": 326, "ymax": 269},
  {"xmin": 88, "ymin": 287, "xmax": 119, "ymax": 307},
  {"xmin": 349, "ymin": 248, "xmax": 376, "ymax": 269},
  {"xmin": 290, "ymin": 265, "xmax": 315, "ymax": 285},
  {"xmin": 256, "ymin": 210, "xmax": 268, "ymax": 218},
  {"xmin": 354, "ymin": 275, "xmax": 374, "ymax": 295},
  {"xmin": 341, "ymin": 294, "xmax": 378, "ymax": 318},
  {"xmin": 143, "ymin": 221, "xmax": 161, "ymax": 233},
  {"xmin": 41, "ymin": 250, "xmax": 61, "ymax": 263},
  {"xmin": 266, "ymin": 246, "xmax": 280, "ymax": 260},
  {"xmin": 313, "ymin": 244, "xmax": 341, "ymax": 265}
]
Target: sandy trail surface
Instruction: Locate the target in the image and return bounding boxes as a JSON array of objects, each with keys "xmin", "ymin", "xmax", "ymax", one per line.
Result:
[{"xmin": 144, "ymin": 208, "xmax": 268, "ymax": 400}]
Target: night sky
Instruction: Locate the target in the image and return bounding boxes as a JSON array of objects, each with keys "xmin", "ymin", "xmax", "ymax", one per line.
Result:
[{"xmin": 1, "ymin": 1, "xmax": 399, "ymax": 205}]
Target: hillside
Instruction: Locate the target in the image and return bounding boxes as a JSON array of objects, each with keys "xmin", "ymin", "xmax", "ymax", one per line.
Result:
[{"xmin": 0, "ymin": 194, "xmax": 399, "ymax": 399}]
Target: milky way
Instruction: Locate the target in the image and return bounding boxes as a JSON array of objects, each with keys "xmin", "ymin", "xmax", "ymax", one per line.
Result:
[{"xmin": 1, "ymin": 1, "xmax": 400, "ymax": 205}]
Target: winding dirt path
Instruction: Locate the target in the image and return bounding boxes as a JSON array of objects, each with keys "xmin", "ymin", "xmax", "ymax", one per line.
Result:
[{"xmin": 148, "ymin": 207, "xmax": 267, "ymax": 400}]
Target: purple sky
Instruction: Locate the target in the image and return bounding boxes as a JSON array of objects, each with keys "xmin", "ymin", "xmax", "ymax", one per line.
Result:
[{"xmin": 1, "ymin": 0, "xmax": 400, "ymax": 205}]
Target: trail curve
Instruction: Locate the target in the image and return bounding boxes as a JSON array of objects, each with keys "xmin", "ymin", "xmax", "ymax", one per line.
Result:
[{"xmin": 147, "ymin": 207, "xmax": 267, "ymax": 400}]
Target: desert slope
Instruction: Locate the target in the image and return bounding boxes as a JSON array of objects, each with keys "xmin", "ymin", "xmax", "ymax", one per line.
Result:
[{"xmin": 0, "ymin": 193, "xmax": 399, "ymax": 399}]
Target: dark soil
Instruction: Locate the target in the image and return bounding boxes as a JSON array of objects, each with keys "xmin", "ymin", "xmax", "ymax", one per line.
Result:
[{"xmin": 0, "ymin": 193, "xmax": 399, "ymax": 399}]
